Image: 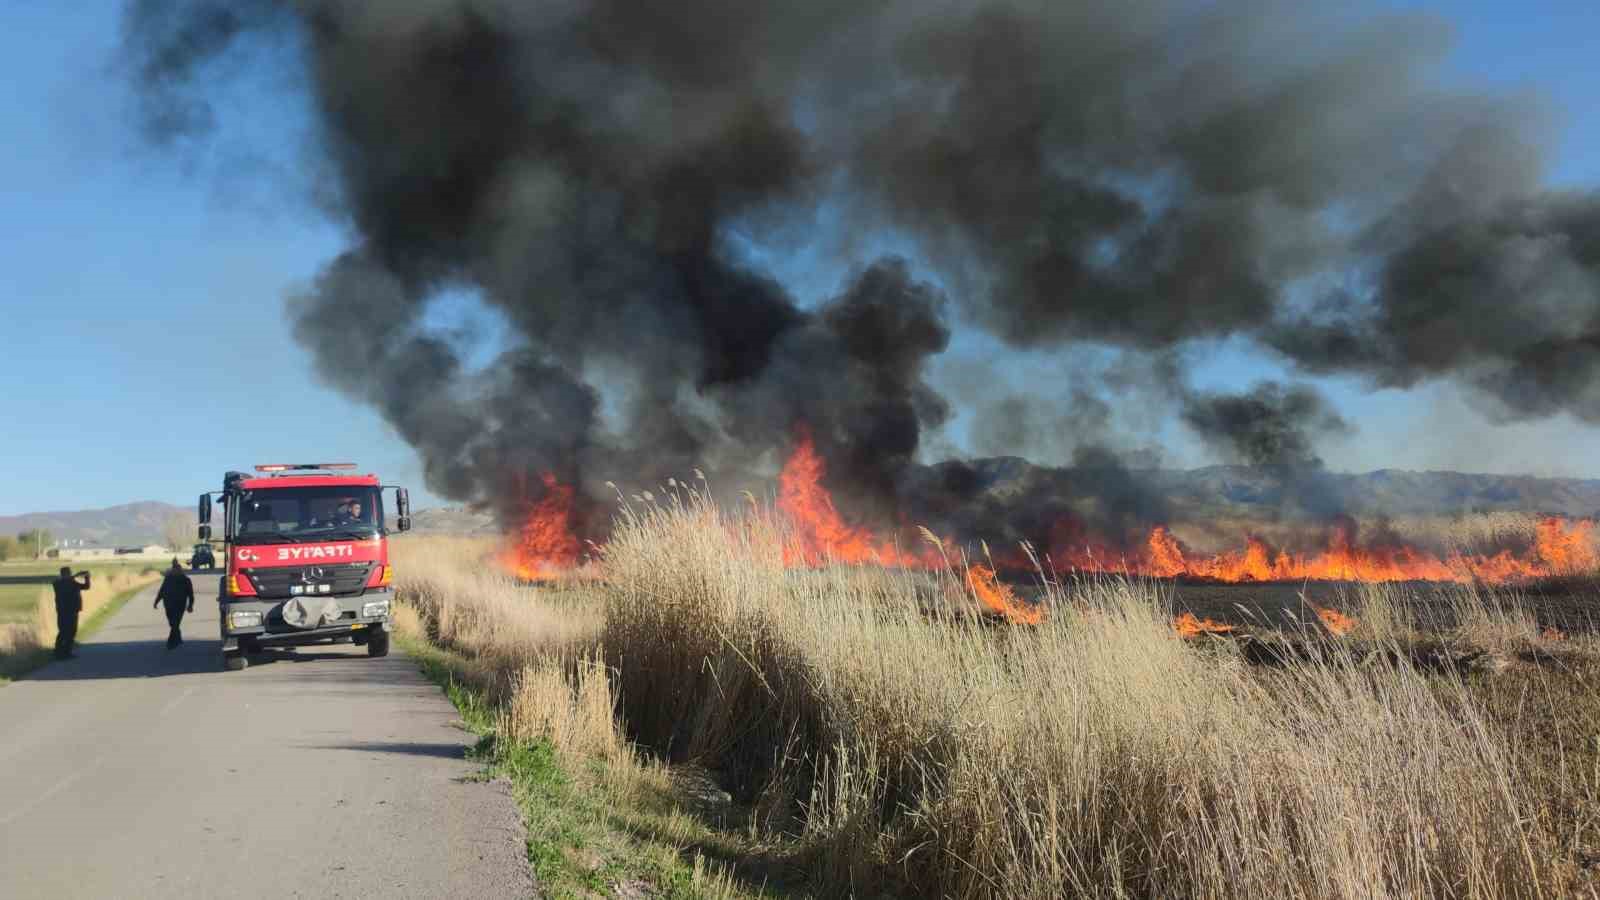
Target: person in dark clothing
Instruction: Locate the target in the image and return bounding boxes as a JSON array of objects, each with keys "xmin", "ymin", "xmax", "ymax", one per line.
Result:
[
  {"xmin": 154, "ymin": 559, "xmax": 195, "ymax": 650},
  {"xmin": 52, "ymin": 567, "xmax": 91, "ymax": 659}
]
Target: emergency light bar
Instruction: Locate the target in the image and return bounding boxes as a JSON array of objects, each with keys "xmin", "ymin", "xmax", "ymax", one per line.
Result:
[{"xmin": 253, "ymin": 463, "xmax": 359, "ymax": 473}]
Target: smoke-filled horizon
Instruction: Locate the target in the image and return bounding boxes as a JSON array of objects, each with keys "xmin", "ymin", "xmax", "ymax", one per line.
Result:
[{"xmin": 120, "ymin": 0, "xmax": 1600, "ymax": 549}]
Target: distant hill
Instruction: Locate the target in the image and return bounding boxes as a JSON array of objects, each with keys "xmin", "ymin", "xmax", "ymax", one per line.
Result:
[{"xmin": 0, "ymin": 501, "xmax": 188, "ymax": 548}]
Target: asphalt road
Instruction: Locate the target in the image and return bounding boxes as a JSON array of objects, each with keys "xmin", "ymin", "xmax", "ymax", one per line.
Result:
[{"xmin": 0, "ymin": 573, "xmax": 531, "ymax": 899}]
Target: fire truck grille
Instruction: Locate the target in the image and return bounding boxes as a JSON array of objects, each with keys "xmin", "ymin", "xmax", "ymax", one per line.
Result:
[{"xmin": 244, "ymin": 562, "xmax": 374, "ymax": 599}]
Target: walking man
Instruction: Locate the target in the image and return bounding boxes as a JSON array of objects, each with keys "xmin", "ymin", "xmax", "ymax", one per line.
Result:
[
  {"xmin": 154, "ymin": 559, "xmax": 194, "ymax": 650},
  {"xmin": 52, "ymin": 567, "xmax": 91, "ymax": 659}
]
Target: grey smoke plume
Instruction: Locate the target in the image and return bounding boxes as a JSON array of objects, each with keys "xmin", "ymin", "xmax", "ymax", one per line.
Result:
[
  {"xmin": 119, "ymin": 0, "xmax": 1600, "ymax": 546},
  {"xmin": 1179, "ymin": 380, "xmax": 1352, "ymax": 520},
  {"xmin": 1181, "ymin": 382, "xmax": 1351, "ymax": 469}
]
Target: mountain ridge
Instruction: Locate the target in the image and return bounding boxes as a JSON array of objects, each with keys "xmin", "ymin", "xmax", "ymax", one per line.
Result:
[{"xmin": 0, "ymin": 501, "xmax": 190, "ymax": 548}]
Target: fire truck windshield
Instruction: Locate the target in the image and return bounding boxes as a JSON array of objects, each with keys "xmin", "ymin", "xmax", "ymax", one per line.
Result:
[{"xmin": 232, "ymin": 486, "xmax": 382, "ymax": 544}]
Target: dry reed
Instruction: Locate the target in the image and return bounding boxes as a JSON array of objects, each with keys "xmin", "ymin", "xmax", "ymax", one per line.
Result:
[{"xmin": 393, "ymin": 494, "xmax": 1568, "ymax": 898}]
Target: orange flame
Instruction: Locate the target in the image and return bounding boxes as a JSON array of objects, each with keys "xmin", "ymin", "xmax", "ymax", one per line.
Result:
[
  {"xmin": 774, "ymin": 429, "xmax": 1040, "ymax": 624},
  {"xmin": 1087, "ymin": 518, "xmax": 1597, "ymax": 585},
  {"xmin": 1173, "ymin": 612, "xmax": 1237, "ymax": 638},
  {"xmin": 1311, "ymin": 605, "xmax": 1357, "ymax": 637},
  {"xmin": 1148, "ymin": 526, "xmax": 1189, "ymax": 579},
  {"xmin": 499, "ymin": 472, "xmax": 582, "ymax": 580},
  {"xmin": 496, "ymin": 418, "xmax": 1598, "ymax": 598},
  {"xmin": 1533, "ymin": 517, "xmax": 1597, "ymax": 574},
  {"xmin": 965, "ymin": 564, "xmax": 1044, "ymax": 625},
  {"xmin": 778, "ymin": 427, "xmax": 935, "ymax": 568}
]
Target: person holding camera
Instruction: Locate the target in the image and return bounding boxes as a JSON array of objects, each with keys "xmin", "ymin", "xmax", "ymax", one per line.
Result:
[{"xmin": 51, "ymin": 567, "xmax": 91, "ymax": 659}]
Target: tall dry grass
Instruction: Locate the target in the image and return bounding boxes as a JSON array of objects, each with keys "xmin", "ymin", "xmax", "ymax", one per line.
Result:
[
  {"xmin": 389, "ymin": 535, "xmax": 620, "ymax": 755},
  {"xmin": 394, "ymin": 495, "xmax": 1565, "ymax": 898},
  {"xmin": 391, "ymin": 535, "xmax": 606, "ymax": 668},
  {"xmin": 0, "ymin": 622, "xmax": 38, "ymax": 658}
]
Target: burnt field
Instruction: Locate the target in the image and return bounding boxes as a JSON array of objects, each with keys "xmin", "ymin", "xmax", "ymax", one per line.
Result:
[{"xmin": 995, "ymin": 574, "xmax": 1600, "ymax": 635}]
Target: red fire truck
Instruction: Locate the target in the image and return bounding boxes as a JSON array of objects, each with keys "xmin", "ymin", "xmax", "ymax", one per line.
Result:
[{"xmin": 198, "ymin": 463, "xmax": 411, "ymax": 671}]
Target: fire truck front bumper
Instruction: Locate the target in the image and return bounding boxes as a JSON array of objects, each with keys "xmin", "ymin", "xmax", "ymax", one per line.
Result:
[
  {"xmin": 219, "ymin": 591, "xmax": 393, "ymax": 650},
  {"xmin": 219, "ymin": 619, "xmax": 391, "ymax": 652}
]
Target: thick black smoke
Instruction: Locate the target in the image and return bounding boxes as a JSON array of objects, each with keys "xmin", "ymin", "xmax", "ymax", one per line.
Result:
[
  {"xmin": 120, "ymin": 0, "xmax": 1600, "ymax": 546},
  {"xmin": 898, "ymin": 443, "xmax": 1175, "ymax": 557}
]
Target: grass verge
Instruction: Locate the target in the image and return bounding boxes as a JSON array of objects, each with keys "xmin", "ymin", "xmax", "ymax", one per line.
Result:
[
  {"xmin": 396, "ymin": 631, "xmax": 780, "ymax": 900},
  {"xmin": 0, "ymin": 585, "xmax": 42, "ymax": 624},
  {"xmin": 0, "ymin": 579, "xmax": 154, "ymax": 683}
]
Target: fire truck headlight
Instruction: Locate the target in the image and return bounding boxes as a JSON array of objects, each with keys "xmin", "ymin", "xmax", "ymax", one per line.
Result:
[
  {"xmin": 228, "ymin": 610, "xmax": 263, "ymax": 629},
  {"xmin": 362, "ymin": 600, "xmax": 390, "ymax": 619}
]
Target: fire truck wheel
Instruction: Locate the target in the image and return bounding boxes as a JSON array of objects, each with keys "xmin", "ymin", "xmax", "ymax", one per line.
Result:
[
  {"xmin": 224, "ymin": 651, "xmax": 248, "ymax": 671},
  {"xmin": 367, "ymin": 630, "xmax": 390, "ymax": 658}
]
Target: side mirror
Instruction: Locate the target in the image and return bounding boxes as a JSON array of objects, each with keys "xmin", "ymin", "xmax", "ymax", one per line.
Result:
[
  {"xmin": 397, "ymin": 516, "xmax": 412, "ymax": 533},
  {"xmin": 396, "ymin": 488, "xmax": 410, "ymax": 519},
  {"xmin": 198, "ymin": 524, "xmax": 212, "ymax": 541},
  {"xmin": 199, "ymin": 493, "xmax": 212, "ymax": 524}
]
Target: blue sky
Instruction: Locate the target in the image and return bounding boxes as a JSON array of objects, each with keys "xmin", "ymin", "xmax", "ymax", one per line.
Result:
[{"xmin": 2, "ymin": 1, "xmax": 1599, "ymax": 515}]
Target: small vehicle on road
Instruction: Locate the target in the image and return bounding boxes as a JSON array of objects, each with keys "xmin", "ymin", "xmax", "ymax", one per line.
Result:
[
  {"xmin": 198, "ymin": 463, "xmax": 411, "ymax": 671},
  {"xmin": 189, "ymin": 543, "xmax": 215, "ymax": 570}
]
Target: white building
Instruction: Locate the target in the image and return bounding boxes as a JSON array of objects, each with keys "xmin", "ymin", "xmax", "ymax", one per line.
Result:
[{"xmin": 52, "ymin": 543, "xmax": 174, "ymax": 561}]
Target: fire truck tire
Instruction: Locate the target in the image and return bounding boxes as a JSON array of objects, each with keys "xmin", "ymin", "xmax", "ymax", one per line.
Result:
[
  {"xmin": 224, "ymin": 651, "xmax": 248, "ymax": 671},
  {"xmin": 367, "ymin": 631, "xmax": 389, "ymax": 658}
]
